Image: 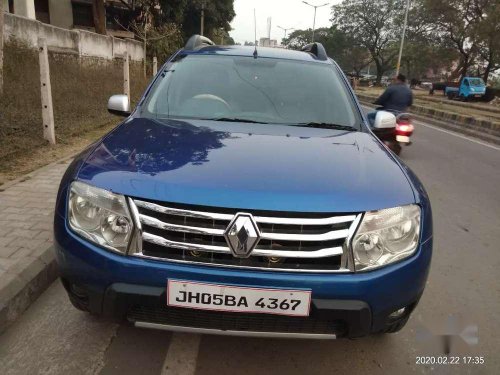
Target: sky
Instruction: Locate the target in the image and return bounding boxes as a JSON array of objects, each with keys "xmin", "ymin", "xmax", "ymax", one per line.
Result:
[{"xmin": 230, "ymin": 0, "xmax": 342, "ymax": 45}]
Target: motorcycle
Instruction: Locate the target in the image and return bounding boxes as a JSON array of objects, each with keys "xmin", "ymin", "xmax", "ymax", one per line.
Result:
[{"xmin": 368, "ymin": 108, "xmax": 414, "ymax": 156}]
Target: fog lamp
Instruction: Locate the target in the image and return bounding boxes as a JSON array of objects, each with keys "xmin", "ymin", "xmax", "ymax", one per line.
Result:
[{"xmin": 389, "ymin": 307, "xmax": 406, "ymax": 319}]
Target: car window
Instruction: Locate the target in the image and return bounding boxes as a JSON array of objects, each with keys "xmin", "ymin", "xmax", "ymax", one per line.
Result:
[
  {"xmin": 468, "ymin": 78, "xmax": 484, "ymax": 86},
  {"xmin": 144, "ymin": 54, "xmax": 358, "ymax": 127}
]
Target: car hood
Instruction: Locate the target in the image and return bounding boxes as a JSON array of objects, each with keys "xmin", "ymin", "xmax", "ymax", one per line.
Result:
[{"xmin": 77, "ymin": 117, "xmax": 415, "ymax": 213}]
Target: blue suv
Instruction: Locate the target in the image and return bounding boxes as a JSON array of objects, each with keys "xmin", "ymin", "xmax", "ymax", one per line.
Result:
[{"xmin": 54, "ymin": 36, "xmax": 432, "ymax": 339}]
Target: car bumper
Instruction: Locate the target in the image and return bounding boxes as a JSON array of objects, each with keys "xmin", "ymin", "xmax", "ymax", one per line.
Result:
[{"xmin": 54, "ymin": 214, "xmax": 432, "ymax": 338}]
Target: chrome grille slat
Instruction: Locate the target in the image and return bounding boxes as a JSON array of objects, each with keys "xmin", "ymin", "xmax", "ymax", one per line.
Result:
[
  {"xmin": 140, "ymin": 214, "xmax": 225, "ymax": 236},
  {"xmin": 139, "ymin": 212, "xmax": 350, "ymax": 242},
  {"xmin": 135, "ymin": 200, "xmax": 233, "ymax": 221},
  {"xmin": 143, "ymin": 232, "xmax": 230, "ymax": 254},
  {"xmin": 130, "ymin": 199, "xmax": 361, "ymax": 272},
  {"xmin": 142, "ymin": 233, "xmax": 344, "ymax": 258},
  {"xmin": 134, "ymin": 199, "xmax": 356, "ymax": 226},
  {"xmin": 253, "ymin": 247, "xmax": 343, "ymax": 258},
  {"xmin": 261, "ymin": 229, "xmax": 350, "ymax": 242}
]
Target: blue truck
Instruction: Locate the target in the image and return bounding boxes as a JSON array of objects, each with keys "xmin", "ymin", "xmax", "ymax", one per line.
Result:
[
  {"xmin": 54, "ymin": 36, "xmax": 433, "ymax": 339},
  {"xmin": 445, "ymin": 77, "xmax": 486, "ymax": 100}
]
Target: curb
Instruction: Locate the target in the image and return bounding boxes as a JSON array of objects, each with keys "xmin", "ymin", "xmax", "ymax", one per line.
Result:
[
  {"xmin": 0, "ymin": 155, "xmax": 75, "ymax": 333},
  {"xmin": 0, "ymin": 245, "xmax": 59, "ymax": 334}
]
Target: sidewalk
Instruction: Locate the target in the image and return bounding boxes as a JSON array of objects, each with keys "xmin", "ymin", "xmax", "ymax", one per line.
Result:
[{"xmin": 0, "ymin": 159, "xmax": 71, "ymax": 334}]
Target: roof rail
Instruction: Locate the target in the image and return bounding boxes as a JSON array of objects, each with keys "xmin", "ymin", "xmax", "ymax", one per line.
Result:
[
  {"xmin": 184, "ymin": 35, "xmax": 215, "ymax": 51},
  {"xmin": 301, "ymin": 43, "xmax": 328, "ymax": 61}
]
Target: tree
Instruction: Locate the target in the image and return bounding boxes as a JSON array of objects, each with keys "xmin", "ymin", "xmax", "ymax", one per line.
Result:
[
  {"xmin": 470, "ymin": 0, "xmax": 500, "ymax": 82},
  {"xmin": 92, "ymin": 0, "xmax": 107, "ymax": 35},
  {"xmin": 113, "ymin": 5, "xmax": 183, "ymax": 67},
  {"xmin": 343, "ymin": 46, "xmax": 372, "ymax": 77},
  {"xmin": 213, "ymin": 28, "xmax": 235, "ymax": 45},
  {"xmin": 423, "ymin": 0, "xmax": 483, "ymax": 80},
  {"xmin": 399, "ymin": 0, "xmax": 459, "ymax": 80},
  {"xmin": 400, "ymin": 39, "xmax": 458, "ymax": 79},
  {"xmin": 283, "ymin": 27, "xmax": 372, "ymax": 75},
  {"xmin": 112, "ymin": 0, "xmax": 236, "ymax": 61},
  {"xmin": 0, "ymin": 0, "xmax": 4, "ymax": 95},
  {"xmin": 332, "ymin": 0, "xmax": 408, "ymax": 84},
  {"xmin": 282, "ymin": 28, "xmax": 313, "ymax": 49},
  {"xmin": 179, "ymin": 0, "xmax": 235, "ymax": 41}
]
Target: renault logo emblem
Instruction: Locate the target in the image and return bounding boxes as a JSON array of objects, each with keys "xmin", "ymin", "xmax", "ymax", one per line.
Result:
[{"xmin": 224, "ymin": 213, "xmax": 261, "ymax": 258}]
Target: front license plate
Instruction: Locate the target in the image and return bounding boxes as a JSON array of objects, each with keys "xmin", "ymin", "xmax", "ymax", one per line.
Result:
[
  {"xmin": 396, "ymin": 135, "xmax": 410, "ymax": 143},
  {"xmin": 167, "ymin": 280, "xmax": 311, "ymax": 317},
  {"xmin": 475, "ymin": 94, "xmax": 481, "ymax": 98}
]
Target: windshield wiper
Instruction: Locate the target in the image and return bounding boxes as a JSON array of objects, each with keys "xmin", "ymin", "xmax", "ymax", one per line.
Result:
[
  {"xmin": 291, "ymin": 122, "xmax": 357, "ymax": 131},
  {"xmin": 208, "ymin": 117, "xmax": 269, "ymax": 124}
]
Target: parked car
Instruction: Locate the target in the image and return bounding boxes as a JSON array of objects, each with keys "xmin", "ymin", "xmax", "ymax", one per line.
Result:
[
  {"xmin": 54, "ymin": 35, "xmax": 433, "ymax": 339},
  {"xmin": 445, "ymin": 77, "xmax": 486, "ymax": 100}
]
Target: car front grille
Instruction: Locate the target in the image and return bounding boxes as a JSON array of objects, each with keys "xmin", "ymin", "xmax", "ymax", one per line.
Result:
[
  {"xmin": 127, "ymin": 305, "xmax": 346, "ymax": 336},
  {"xmin": 128, "ymin": 198, "xmax": 361, "ymax": 272}
]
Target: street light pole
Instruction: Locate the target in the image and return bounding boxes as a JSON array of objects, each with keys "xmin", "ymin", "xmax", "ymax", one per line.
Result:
[
  {"xmin": 302, "ymin": 1, "xmax": 329, "ymax": 43},
  {"xmin": 200, "ymin": 2, "xmax": 205, "ymax": 36},
  {"xmin": 396, "ymin": 0, "xmax": 410, "ymax": 76},
  {"xmin": 277, "ymin": 26, "xmax": 294, "ymax": 42}
]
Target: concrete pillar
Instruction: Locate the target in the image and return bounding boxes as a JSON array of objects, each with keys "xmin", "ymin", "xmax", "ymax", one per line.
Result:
[
  {"xmin": 123, "ymin": 52, "xmax": 130, "ymax": 106},
  {"xmin": 48, "ymin": 0, "xmax": 73, "ymax": 29},
  {"xmin": 13, "ymin": 0, "xmax": 36, "ymax": 19},
  {"xmin": 38, "ymin": 37, "xmax": 56, "ymax": 145}
]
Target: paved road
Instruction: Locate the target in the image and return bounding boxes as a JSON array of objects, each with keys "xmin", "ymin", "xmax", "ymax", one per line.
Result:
[{"xmin": 1, "ymin": 117, "xmax": 499, "ymax": 375}]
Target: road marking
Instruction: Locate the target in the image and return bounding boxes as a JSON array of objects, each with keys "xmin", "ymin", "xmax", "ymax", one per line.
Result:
[
  {"xmin": 414, "ymin": 120, "xmax": 500, "ymax": 151},
  {"xmin": 161, "ymin": 333, "xmax": 201, "ymax": 375},
  {"xmin": 361, "ymin": 105, "xmax": 500, "ymax": 151}
]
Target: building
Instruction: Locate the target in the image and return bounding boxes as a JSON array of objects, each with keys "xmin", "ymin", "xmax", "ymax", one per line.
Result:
[
  {"xmin": 2, "ymin": 0, "xmax": 136, "ymax": 38},
  {"xmin": 259, "ymin": 37, "xmax": 277, "ymax": 48}
]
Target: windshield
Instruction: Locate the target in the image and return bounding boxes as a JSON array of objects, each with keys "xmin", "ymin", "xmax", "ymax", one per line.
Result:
[
  {"xmin": 143, "ymin": 54, "xmax": 358, "ymax": 127},
  {"xmin": 468, "ymin": 78, "xmax": 485, "ymax": 86}
]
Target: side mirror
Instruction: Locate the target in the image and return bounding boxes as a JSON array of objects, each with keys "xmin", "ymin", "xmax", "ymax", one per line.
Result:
[
  {"xmin": 107, "ymin": 95, "xmax": 130, "ymax": 117},
  {"xmin": 372, "ymin": 111, "xmax": 397, "ymax": 129}
]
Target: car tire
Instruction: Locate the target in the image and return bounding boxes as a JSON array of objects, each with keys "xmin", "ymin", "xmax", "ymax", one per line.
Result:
[
  {"xmin": 68, "ymin": 293, "xmax": 90, "ymax": 312},
  {"xmin": 379, "ymin": 315, "xmax": 410, "ymax": 334}
]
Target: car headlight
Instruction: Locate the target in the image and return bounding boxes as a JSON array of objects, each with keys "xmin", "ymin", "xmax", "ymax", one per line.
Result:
[
  {"xmin": 352, "ymin": 205, "xmax": 420, "ymax": 271},
  {"xmin": 68, "ymin": 181, "xmax": 133, "ymax": 253}
]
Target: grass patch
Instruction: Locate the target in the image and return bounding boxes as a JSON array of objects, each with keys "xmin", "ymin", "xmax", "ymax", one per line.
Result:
[{"xmin": 0, "ymin": 120, "xmax": 119, "ymax": 186}]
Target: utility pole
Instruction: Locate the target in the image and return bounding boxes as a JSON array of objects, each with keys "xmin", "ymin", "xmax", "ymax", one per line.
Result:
[
  {"xmin": 0, "ymin": 0, "xmax": 4, "ymax": 95},
  {"xmin": 123, "ymin": 52, "xmax": 130, "ymax": 107},
  {"xmin": 143, "ymin": 22, "xmax": 147, "ymax": 78},
  {"xmin": 38, "ymin": 38, "xmax": 55, "ymax": 145},
  {"xmin": 200, "ymin": 2, "xmax": 205, "ymax": 36},
  {"xmin": 277, "ymin": 26, "xmax": 294, "ymax": 42},
  {"xmin": 396, "ymin": 0, "xmax": 410, "ymax": 76},
  {"xmin": 302, "ymin": 1, "xmax": 329, "ymax": 43}
]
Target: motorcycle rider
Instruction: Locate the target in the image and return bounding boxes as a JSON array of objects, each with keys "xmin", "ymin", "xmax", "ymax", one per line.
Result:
[{"xmin": 368, "ymin": 74, "xmax": 413, "ymax": 126}]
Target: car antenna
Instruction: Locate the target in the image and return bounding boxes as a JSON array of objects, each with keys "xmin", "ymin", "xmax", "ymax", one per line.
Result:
[{"xmin": 253, "ymin": 8, "xmax": 258, "ymax": 58}]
